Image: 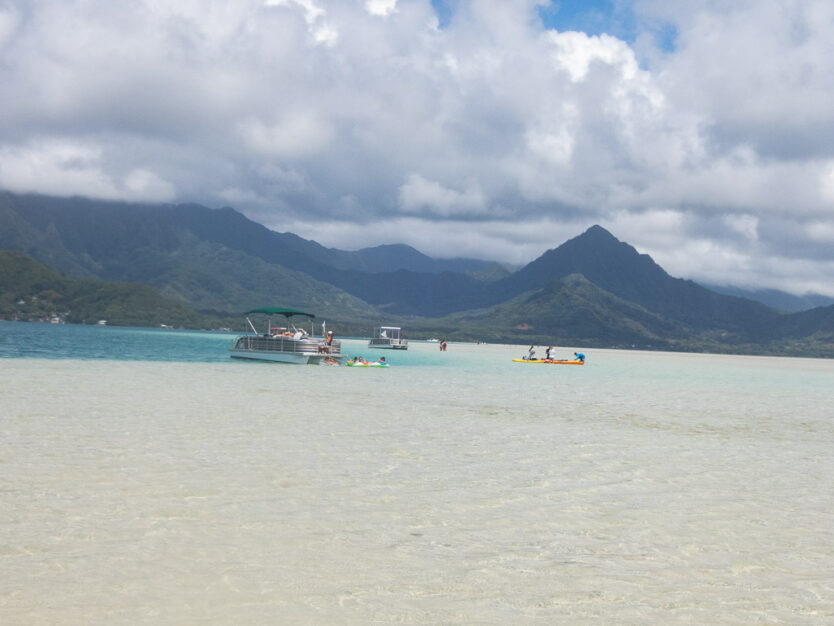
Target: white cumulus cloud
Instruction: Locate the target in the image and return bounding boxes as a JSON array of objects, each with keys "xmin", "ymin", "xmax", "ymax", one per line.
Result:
[
  {"xmin": 398, "ymin": 174, "xmax": 487, "ymax": 216},
  {"xmin": 2, "ymin": 0, "xmax": 834, "ymax": 295},
  {"xmin": 365, "ymin": 0, "xmax": 398, "ymax": 18}
]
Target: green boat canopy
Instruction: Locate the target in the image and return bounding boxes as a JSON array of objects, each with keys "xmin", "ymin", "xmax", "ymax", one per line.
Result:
[{"xmin": 245, "ymin": 307, "xmax": 315, "ymax": 319}]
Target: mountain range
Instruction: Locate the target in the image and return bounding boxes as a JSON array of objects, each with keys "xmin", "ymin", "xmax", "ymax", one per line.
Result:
[
  {"xmin": 1, "ymin": 190, "xmax": 833, "ymax": 356},
  {"xmin": 700, "ymin": 283, "xmax": 834, "ymax": 313}
]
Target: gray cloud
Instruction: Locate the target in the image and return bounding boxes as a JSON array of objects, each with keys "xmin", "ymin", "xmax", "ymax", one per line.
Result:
[{"xmin": 1, "ymin": 0, "xmax": 833, "ymax": 295}]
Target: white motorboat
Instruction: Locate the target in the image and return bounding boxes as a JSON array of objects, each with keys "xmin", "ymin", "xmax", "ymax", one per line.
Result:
[
  {"xmin": 230, "ymin": 307, "xmax": 345, "ymax": 365},
  {"xmin": 368, "ymin": 326, "xmax": 408, "ymax": 350}
]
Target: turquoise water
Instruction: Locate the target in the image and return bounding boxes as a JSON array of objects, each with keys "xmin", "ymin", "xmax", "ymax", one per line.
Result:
[
  {"xmin": 0, "ymin": 321, "xmax": 447, "ymax": 365},
  {"xmin": 0, "ymin": 321, "xmax": 237, "ymax": 362},
  {"xmin": 2, "ymin": 321, "xmax": 833, "ymax": 624}
]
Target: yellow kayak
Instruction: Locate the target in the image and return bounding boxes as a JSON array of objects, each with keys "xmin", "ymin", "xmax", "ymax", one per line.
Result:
[{"xmin": 512, "ymin": 358, "xmax": 584, "ymax": 365}]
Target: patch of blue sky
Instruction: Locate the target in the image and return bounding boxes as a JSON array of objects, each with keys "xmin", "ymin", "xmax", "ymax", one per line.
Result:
[
  {"xmin": 652, "ymin": 21, "xmax": 678, "ymax": 53},
  {"xmin": 430, "ymin": 0, "xmax": 454, "ymax": 29},
  {"xmin": 539, "ymin": 0, "xmax": 678, "ymax": 52},
  {"xmin": 538, "ymin": 0, "xmax": 636, "ymax": 41},
  {"xmin": 430, "ymin": 0, "xmax": 676, "ymax": 52}
]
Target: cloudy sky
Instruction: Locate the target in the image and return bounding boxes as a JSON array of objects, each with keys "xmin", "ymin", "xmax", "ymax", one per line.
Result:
[{"xmin": 1, "ymin": 0, "xmax": 833, "ymax": 295}]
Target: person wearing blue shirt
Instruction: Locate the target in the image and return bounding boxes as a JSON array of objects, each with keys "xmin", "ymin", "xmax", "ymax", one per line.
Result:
[{"xmin": 574, "ymin": 352, "xmax": 585, "ymax": 362}]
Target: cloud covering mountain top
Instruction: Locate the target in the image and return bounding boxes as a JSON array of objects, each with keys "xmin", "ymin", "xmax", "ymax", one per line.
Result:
[{"xmin": 1, "ymin": 0, "xmax": 833, "ymax": 295}]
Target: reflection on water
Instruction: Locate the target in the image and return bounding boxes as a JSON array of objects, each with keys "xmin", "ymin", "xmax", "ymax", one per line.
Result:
[{"xmin": 1, "ymin": 324, "xmax": 833, "ymax": 623}]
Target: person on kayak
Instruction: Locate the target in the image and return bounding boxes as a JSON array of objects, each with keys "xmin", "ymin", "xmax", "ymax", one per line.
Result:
[
  {"xmin": 574, "ymin": 352, "xmax": 585, "ymax": 362},
  {"xmin": 545, "ymin": 345, "xmax": 554, "ymax": 360},
  {"xmin": 527, "ymin": 345, "xmax": 535, "ymax": 360}
]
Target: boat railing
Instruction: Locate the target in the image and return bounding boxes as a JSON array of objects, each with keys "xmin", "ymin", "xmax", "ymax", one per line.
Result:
[
  {"xmin": 233, "ymin": 335, "xmax": 342, "ymax": 354},
  {"xmin": 369, "ymin": 337, "xmax": 407, "ymax": 346}
]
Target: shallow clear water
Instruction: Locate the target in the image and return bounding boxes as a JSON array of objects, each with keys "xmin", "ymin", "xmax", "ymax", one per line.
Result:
[{"xmin": 1, "ymin": 322, "xmax": 833, "ymax": 623}]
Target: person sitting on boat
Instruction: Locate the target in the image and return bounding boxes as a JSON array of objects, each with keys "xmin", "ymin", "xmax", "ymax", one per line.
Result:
[
  {"xmin": 292, "ymin": 329, "xmax": 304, "ymax": 340},
  {"xmin": 319, "ymin": 330, "xmax": 335, "ymax": 353},
  {"xmin": 527, "ymin": 345, "xmax": 536, "ymax": 360},
  {"xmin": 545, "ymin": 345, "xmax": 554, "ymax": 360},
  {"xmin": 574, "ymin": 352, "xmax": 585, "ymax": 362},
  {"xmin": 379, "ymin": 356, "xmax": 386, "ymax": 363}
]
